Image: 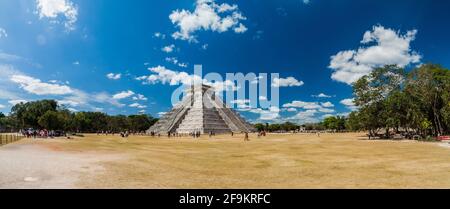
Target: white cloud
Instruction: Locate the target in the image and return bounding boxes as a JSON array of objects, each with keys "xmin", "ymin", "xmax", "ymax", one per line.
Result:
[
  {"xmin": 318, "ymin": 107, "xmax": 335, "ymax": 113},
  {"xmin": 303, "ymin": 0, "xmax": 311, "ymax": 4},
  {"xmin": 10, "ymin": 74, "xmax": 74, "ymax": 95},
  {"xmin": 112, "ymin": 90, "xmax": 135, "ymax": 100},
  {"xmin": 129, "ymin": 103, "xmax": 147, "ymax": 109},
  {"xmin": 0, "ymin": 28, "xmax": 7, "ymax": 38},
  {"xmin": 72, "ymin": 61, "xmax": 79, "ymax": 65},
  {"xmin": 245, "ymin": 106, "xmax": 280, "ymax": 121},
  {"xmin": 161, "ymin": 44, "xmax": 175, "ymax": 53},
  {"xmin": 283, "ymin": 100, "xmax": 335, "ymax": 115},
  {"xmin": 330, "ymin": 25, "xmax": 421, "ymax": 85},
  {"xmin": 272, "ymin": 77, "xmax": 304, "ymax": 87},
  {"xmin": 283, "ymin": 101, "xmax": 317, "ymax": 109},
  {"xmin": 36, "ymin": 0, "xmax": 78, "ymax": 31},
  {"xmin": 132, "ymin": 94, "xmax": 148, "ymax": 101},
  {"xmin": 0, "ymin": 52, "xmax": 24, "ymax": 62},
  {"xmin": 321, "ymin": 102, "xmax": 334, "ymax": 108},
  {"xmin": 1, "ymin": 64, "xmax": 130, "ymax": 111},
  {"xmin": 58, "ymin": 99, "xmax": 80, "ymax": 107},
  {"xmin": 202, "ymin": 44, "xmax": 208, "ymax": 50},
  {"xmin": 158, "ymin": 112, "xmax": 167, "ymax": 117},
  {"xmin": 289, "ymin": 109, "xmax": 319, "ymax": 124},
  {"xmin": 312, "ymin": 93, "xmax": 332, "ymax": 98},
  {"xmin": 137, "ymin": 66, "xmax": 197, "ymax": 86},
  {"xmin": 154, "ymin": 32, "xmax": 166, "ymax": 39},
  {"xmin": 165, "ymin": 57, "xmax": 188, "ymax": 68},
  {"xmin": 169, "ymin": 0, "xmax": 247, "ymax": 42},
  {"xmin": 234, "ymin": 23, "xmax": 247, "ymax": 33},
  {"xmin": 285, "ymin": 108, "xmax": 297, "ymax": 112},
  {"xmin": 340, "ymin": 98, "xmax": 358, "ymax": 110},
  {"xmin": 93, "ymin": 92, "xmax": 125, "ymax": 108},
  {"xmin": 137, "ymin": 66, "xmax": 238, "ymax": 92},
  {"xmin": 231, "ymin": 99, "xmax": 250, "ymax": 105},
  {"xmin": 0, "ymin": 104, "xmax": 5, "ymax": 109},
  {"xmin": 106, "ymin": 73, "xmax": 121, "ymax": 80}
]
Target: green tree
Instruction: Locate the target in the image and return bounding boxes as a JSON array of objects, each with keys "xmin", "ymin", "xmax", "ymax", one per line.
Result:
[
  {"xmin": 128, "ymin": 115, "xmax": 155, "ymax": 132},
  {"xmin": 254, "ymin": 123, "xmax": 265, "ymax": 132},
  {"xmin": 345, "ymin": 112, "xmax": 362, "ymax": 131},
  {"xmin": 38, "ymin": 111, "xmax": 67, "ymax": 130},
  {"xmin": 405, "ymin": 64, "xmax": 450, "ymax": 136},
  {"xmin": 10, "ymin": 100, "xmax": 58, "ymax": 129},
  {"xmin": 353, "ymin": 65, "xmax": 405, "ymax": 137}
]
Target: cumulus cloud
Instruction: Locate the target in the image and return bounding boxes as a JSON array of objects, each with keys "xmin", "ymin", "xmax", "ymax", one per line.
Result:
[
  {"xmin": 132, "ymin": 94, "xmax": 148, "ymax": 101},
  {"xmin": 288, "ymin": 109, "xmax": 319, "ymax": 124},
  {"xmin": 272, "ymin": 77, "xmax": 304, "ymax": 87},
  {"xmin": 136, "ymin": 65, "xmax": 238, "ymax": 92},
  {"xmin": 321, "ymin": 102, "xmax": 334, "ymax": 108},
  {"xmin": 283, "ymin": 100, "xmax": 335, "ymax": 115},
  {"xmin": 340, "ymin": 98, "xmax": 358, "ymax": 110},
  {"xmin": 10, "ymin": 74, "xmax": 74, "ymax": 95},
  {"xmin": 36, "ymin": 0, "xmax": 78, "ymax": 31},
  {"xmin": 161, "ymin": 44, "xmax": 175, "ymax": 53},
  {"xmin": 241, "ymin": 106, "xmax": 280, "ymax": 121},
  {"xmin": 112, "ymin": 90, "xmax": 135, "ymax": 100},
  {"xmin": 169, "ymin": 0, "xmax": 247, "ymax": 42},
  {"xmin": 234, "ymin": 23, "xmax": 247, "ymax": 33},
  {"xmin": 106, "ymin": 73, "xmax": 121, "ymax": 80},
  {"xmin": 283, "ymin": 101, "xmax": 319, "ymax": 109},
  {"xmin": 285, "ymin": 108, "xmax": 297, "ymax": 112},
  {"xmin": 312, "ymin": 93, "xmax": 332, "ymax": 98},
  {"xmin": 1, "ymin": 64, "xmax": 132, "ymax": 111},
  {"xmin": 129, "ymin": 103, "xmax": 147, "ymax": 109},
  {"xmin": 0, "ymin": 104, "xmax": 5, "ymax": 109},
  {"xmin": 329, "ymin": 25, "xmax": 421, "ymax": 85}
]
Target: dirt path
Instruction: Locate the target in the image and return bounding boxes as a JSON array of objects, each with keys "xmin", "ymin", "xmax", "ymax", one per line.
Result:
[{"xmin": 0, "ymin": 139, "xmax": 119, "ymax": 189}]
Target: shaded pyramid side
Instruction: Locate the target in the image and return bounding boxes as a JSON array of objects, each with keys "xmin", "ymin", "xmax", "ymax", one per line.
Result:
[{"xmin": 147, "ymin": 95, "xmax": 192, "ymax": 134}]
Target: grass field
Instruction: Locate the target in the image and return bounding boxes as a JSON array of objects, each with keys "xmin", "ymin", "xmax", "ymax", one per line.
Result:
[{"xmin": 3, "ymin": 132, "xmax": 450, "ymax": 188}]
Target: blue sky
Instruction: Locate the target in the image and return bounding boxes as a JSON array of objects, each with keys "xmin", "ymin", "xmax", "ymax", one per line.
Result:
[{"xmin": 1, "ymin": 0, "xmax": 450, "ymax": 124}]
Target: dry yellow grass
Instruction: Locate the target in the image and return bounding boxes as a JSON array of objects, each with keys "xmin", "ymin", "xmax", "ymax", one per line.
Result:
[{"xmin": 32, "ymin": 133, "xmax": 450, "ymax": 188}]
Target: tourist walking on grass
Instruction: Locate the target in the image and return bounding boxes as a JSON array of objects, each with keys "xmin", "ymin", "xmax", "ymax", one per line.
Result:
[{"xmin": 244, "ymin": 132, "xmax": 249, "ymax": 141}]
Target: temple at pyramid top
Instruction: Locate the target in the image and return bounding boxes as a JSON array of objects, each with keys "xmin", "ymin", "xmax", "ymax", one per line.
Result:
[{"xmin": 147, "ymin": 84, "xmax": 256, "ymax": 134}]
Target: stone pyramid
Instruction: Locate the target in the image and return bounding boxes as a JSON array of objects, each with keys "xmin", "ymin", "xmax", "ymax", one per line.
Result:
[{"xmin": 147, "ymin": 84, "xmax": 256, "ymax": 134}]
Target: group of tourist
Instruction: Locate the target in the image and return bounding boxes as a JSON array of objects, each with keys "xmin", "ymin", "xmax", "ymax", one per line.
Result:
[
  {"xmin": 21, "ymin": 129, "xmax": 63, "ymax": 139},
  {"xmin": 96, "ymin": 130, "xmax": 147, "ymax": 136},
  {"xmin": 191, "ymin": 131, "xmax": 202, "ymax": 138}
]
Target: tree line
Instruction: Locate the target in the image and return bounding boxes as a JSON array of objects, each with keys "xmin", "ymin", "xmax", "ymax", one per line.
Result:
[
  {"xmin": 252, "ymin": 63, "xmax": 450, "ymax": 138},
  {"xmin": 253, "ymin": 116, "xmax": 348, "ymax": 133},
  {"xmin": 0, "ymin": 100, "xmax": 158, "ymax": 133}
]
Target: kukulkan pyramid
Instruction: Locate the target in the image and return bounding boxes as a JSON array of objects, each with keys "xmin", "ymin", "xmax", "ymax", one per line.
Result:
[{"xmin": 147, "ymin": 84, "xmax": 256, "ymax": 134}]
